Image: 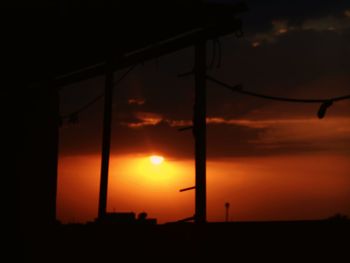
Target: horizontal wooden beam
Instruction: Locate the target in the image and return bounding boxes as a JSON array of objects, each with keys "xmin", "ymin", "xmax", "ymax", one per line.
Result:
[{"xmin": 55, "ymin": 16, "xmax": 244, "ymax": 88}]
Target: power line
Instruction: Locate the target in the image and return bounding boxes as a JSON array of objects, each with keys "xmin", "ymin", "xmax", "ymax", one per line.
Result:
[
  {"xmin": 206, "ymin": 75, "xmax": 350, "ymax": 103},
  {"xmin": 61, "ymin": 64, "xmax": 138, "ymax": 123},
  {"xmin": 206, "ymin": 75, "xmax": 350, "ymax": 119}
]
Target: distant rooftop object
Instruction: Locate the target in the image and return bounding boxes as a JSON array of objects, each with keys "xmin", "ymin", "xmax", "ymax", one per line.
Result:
[{"xmin": 96, "ymin": 212, "xmax": 157, "ymax": 225}]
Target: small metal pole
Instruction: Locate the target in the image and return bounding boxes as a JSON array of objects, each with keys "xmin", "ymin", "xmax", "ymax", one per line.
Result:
[{"xmin": 225, "ymin": 202, "xmax": 230, "ymax": 222}]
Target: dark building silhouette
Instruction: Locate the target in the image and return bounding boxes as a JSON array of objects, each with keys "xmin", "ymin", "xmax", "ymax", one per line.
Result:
[
  {"xmin": 97, "ymin": 212, "xmax": 136, "ymax": 224},
  {"xmin": 137, "ymin": 212, "xmax": 157, "ymax": 224},
  {"xmin": 95, "ymin": 212, "xmax": 157, "ymax": 225}
]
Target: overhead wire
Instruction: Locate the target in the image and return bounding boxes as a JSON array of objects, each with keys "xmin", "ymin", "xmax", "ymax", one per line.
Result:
[
  {"xmin": 206, "ymin": 75, "xmax": 350, "ymax": 103},
  {"xmin": 206, "ymin": 75, "xmax": 350, "ymax": 119},
  {"xmin": 60, "ymin": 64, "xmax": 138, "ymax": 123}
]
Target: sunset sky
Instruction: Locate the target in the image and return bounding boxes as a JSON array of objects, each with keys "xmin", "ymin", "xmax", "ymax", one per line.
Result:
[{"xmin": 57, "ymin": 0, "xmax": 350, "ymax": 224}]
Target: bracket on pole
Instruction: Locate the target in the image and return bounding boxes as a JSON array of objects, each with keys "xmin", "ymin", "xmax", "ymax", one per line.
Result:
[{"xmin": 179, "ymin": 186, "xmax": 196, "ymax": 192}]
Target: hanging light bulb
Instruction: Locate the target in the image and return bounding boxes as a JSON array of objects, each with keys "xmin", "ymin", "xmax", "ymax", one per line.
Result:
[{"xmin": 317, "ymin": 100, "xmax": 333, "ymax": 119}]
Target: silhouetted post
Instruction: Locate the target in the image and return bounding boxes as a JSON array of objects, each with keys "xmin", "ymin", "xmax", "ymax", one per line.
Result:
[
  {"xmin": 98, "ymin": 57, "xmax": 114, "ymax": 220},
  {"xmin": 52, "ymin": 81, "xmax": 59, "ymax": 223},
  {"xmin": 225, "ymin": 202, "xmax": 230, "ymax": 222},
  {"xmin": 19, "ymin": 78, "xmax": 59, "ymax": 228},
  {"xmin": 194, "ymin": 40, "xmax": 207, "ymax": 224}
]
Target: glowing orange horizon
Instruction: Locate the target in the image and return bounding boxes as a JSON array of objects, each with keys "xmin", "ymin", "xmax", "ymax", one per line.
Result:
[{"xmin": 57, "ymin": 153, "xmax": 350, "ymax": 224}]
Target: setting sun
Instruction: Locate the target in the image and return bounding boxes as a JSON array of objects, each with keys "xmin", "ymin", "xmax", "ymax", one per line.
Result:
[{"xmin": 150, "ymin": 155, "xmax": 164, "ymax": 165}]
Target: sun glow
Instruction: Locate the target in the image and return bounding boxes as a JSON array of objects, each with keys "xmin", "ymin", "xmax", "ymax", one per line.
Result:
[
  {"xmin": 58, "ymin": 153, "xmax": 350, "ymax": 224},
  {"xmin": 150, "ymin": 155, "xmax": 164, "ymax": 165},
  {"xmin": 110, "ymin": 155, "xmax": 189, "ymax": 188}
]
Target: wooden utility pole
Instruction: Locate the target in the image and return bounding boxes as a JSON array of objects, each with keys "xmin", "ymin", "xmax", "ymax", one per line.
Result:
[
  {"xmin": 194, "ymin": 40, "xmax": 207, "ymax": 224},
  {"xmin": 98, "ymin": 57, "xmax": 114, "ymax": 220}
]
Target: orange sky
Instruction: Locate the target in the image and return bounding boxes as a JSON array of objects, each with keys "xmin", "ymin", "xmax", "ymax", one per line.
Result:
[
  {"xmin": 57, "ymin": 76, "xmax": 350, "ymax": 224},
  {"xmin": 57, "ymin": 153, "xmax": 350, "ymax": 224},
  {"xmin": 56, "ymin": 11, "xmax": 350, "ymax": 223}
]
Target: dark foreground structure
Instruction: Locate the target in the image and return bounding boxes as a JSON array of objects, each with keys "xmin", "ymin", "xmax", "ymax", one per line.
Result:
[
  {"xmin": 15, "ymin": 2, "xmax": 350, "ymax": 262},
  {"xmin": 18, "ymin": 220, "xmax": 349, "ymax": 262},
  {"xmin": 17, "ymin": 0, "xmax": 247, "ymax": 232}
]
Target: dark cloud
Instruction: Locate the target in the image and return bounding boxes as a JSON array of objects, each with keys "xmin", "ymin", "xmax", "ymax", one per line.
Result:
[
  {"xmin": 128, "ymin": 98, "xmax": 145, "ymax": 105},
  {"xmin": 59, "ymin": 110, "xmax": 350, "ymax": 159},
  {"xmin": 239, "ymin": 0, "xmax": 350, "ymax": 33},
  {"xmin": 58, "ymin": 0, "xmax": 350, "ymax": 159}
]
